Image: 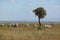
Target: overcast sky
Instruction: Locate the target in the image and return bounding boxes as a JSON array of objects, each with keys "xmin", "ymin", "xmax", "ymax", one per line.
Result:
[{"xmin": 0, "ymin": 0, "xmax": 60, "ymax": 22}]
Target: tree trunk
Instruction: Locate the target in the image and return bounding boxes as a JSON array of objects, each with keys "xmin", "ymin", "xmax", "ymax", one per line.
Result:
[{"xmin": 38, "ymin": 17, "xmax": 41, "ymax": 30}]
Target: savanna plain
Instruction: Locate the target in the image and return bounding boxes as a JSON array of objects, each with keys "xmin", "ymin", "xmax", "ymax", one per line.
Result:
[{"xmin": 0, "ymin": 22, "xmax": 60, "ymax": 40}]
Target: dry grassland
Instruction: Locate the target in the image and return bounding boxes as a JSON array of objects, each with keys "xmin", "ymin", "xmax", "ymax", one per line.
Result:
[{"xmin": 0, "ymin": 22, "xmax": 60, "ymax": 40}]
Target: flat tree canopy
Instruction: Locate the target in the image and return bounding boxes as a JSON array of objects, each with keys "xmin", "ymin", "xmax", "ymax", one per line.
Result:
[{"xmin": 33, "ymin": 7, "xmax": 46, "ymax": 19}]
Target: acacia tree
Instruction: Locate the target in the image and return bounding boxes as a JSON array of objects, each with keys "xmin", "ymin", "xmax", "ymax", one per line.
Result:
[{"xmin": 33, "ymin": 7, "xmax": 46, "ymax": 30}]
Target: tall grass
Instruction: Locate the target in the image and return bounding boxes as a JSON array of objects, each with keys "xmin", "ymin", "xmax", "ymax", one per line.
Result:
[{"xmin": 0, "ymin": 23, "xmax": 60, "ymax": 40}]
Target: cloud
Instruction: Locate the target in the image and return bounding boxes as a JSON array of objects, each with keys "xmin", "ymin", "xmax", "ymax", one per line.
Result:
[
  {"xmin": 8, "ymin": 0, "xmax": 16, "ymax": 4},
  {"xmin": 11, "ymin": 0, "xmax": 15, "ymax": 3},
  {"xmin": 49, "ymin": 6, "xmax": 60, "ymax": 8},
  {"xmin": 39, "ymin": 0, "xmax": 47, "ymax": 2},
  {"xmin": 55, "ymin": 6, "xmax": 60, "ymax": 8}
]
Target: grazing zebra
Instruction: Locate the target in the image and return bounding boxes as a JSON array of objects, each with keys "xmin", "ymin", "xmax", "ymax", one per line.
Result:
[
  {"xmin": 0, "ymin": 24, "xmax": 5, "ymax": 27},
  {"xmin": 44, "ymin": 24, "xmax": 52, "ymax": 28},
  {"xmin": 8, "ymin": 24, "xmax": 18, "ymax": 27},
  {"xmin": 25, "ymin": 24, "xmax": 30, "ymax": 28},
  {"xmin": 34, "ymin": 24, "xmax": 38, "ymax": 28},
  {"xmin": 16, "ymin": 24, "xmax": 19, "ymax": 27}
]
